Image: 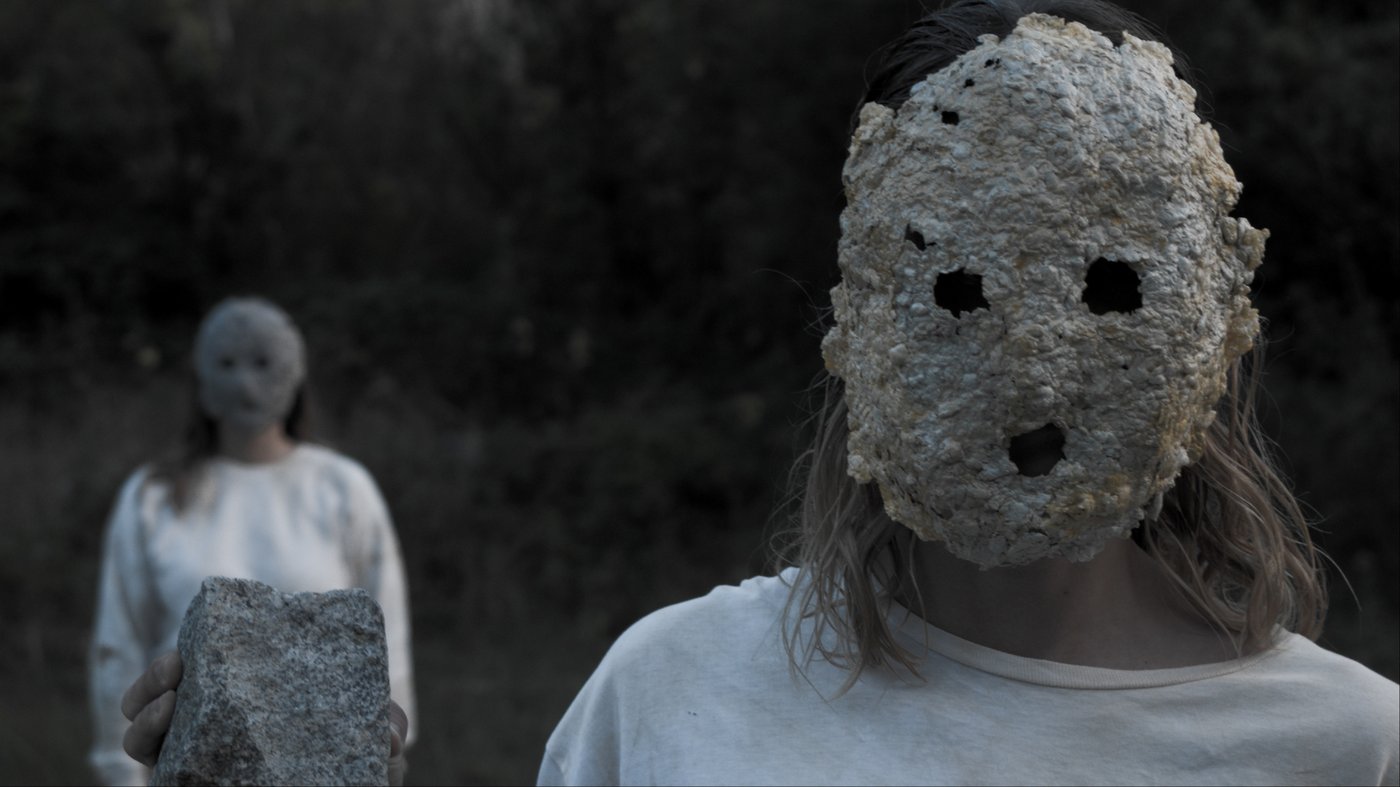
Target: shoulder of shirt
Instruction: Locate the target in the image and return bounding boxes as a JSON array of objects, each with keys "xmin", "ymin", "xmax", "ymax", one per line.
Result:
[
  {"xmin": 122, "ymin": 463, "xmax": 155, "ymax": 489},
  {"xmin": 119, "ymin": 463, "xmax": 163, "ymax": 503},
  {"xmin": 294, "ymin": 443, "xmax": 376, "ymax": 483},
  {"xmin": 1266, "ymin": 633, "xmax": 1400, "ymax": 720},
  {"xmin": 601, "ymin": 572, "xmax": 795, "ymax": 671}
]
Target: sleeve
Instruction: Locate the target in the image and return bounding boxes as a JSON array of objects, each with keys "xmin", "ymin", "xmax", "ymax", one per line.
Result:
[
  {"xmin": 541, "ymin": 606, "xmax": 695, "ymax": 787},
  {"xmin": 87, "ymin": 469, "xmax": 161, "ymax": 786},
  {"xmin": 343, "ymin": 463, "xmax": 418, "ymax": 748},
  {"xmin": 537, "ymin": 649, "xmax": 625, "ymax": 787}
]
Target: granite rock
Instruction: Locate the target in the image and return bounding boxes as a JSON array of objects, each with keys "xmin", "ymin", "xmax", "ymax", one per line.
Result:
[{"xmin": 150, "ymin": 577, "xmax": 390, "ymax": 786}]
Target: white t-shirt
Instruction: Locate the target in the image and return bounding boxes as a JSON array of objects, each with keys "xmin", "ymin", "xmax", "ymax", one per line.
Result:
[
  {"xmin": 540, "ymin": 569, "xmax": 1400, "ymax": 786},
  {"xmin": 88, "ymin": 444, "xmax": 417, "ymax": 786}
]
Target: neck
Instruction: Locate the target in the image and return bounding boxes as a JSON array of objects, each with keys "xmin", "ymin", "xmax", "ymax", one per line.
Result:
[
  {"xmin": 218, "ymin": 421, "xmax": 295, "ymax": 464},
  {"xmin": 896, "ymin": 536, "xmax": 1240, "ymax": 669}
]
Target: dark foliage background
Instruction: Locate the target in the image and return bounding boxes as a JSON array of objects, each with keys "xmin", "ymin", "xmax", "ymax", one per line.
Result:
[{"xmin": 1, "ymin": 0, "xmax": 1395, "ymax": 783}]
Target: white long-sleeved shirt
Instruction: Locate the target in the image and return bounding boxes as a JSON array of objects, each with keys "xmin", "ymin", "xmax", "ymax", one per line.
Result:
[
  {"xmin": 540, "ymin": 569, "xmax": 1400, "ymax": 786},
  {"xmin": 88, "ymin": 443, "xmax": 416, "ymax": 786}
]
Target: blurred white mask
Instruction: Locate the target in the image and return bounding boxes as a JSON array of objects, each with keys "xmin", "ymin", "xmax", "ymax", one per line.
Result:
[
  {"xmin": 823, "ymin": 15, "xmax": 1266, "ymax": 567},
  {"xmin": 193, "ymin": 297, "xmax": 306, "ymax": 432}
]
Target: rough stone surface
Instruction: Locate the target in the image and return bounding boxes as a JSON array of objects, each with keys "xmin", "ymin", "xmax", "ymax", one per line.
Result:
[
  {"xmin": 823, "ymin": 15, "xmax": 1265, "ymax": 567},
  {"xmin": 150, "ymin": 577, "xmax": 390, "ymax": 786}
]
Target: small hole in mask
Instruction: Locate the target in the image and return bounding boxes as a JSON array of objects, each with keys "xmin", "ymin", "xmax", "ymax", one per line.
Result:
[
  {"xmin": 964, "ymin": 78, "xmax": 975, "ymax": 87},
  {"xmin": 941, "ymin": 110, "xmax": 959, "ymax": 125},
  {"xmin": 1009, "ymin": 424, "xmax": 1065, "ymax": 477},
  {"xmin": 1082, "ymin": 258, "xmax": 1142, "ymax": 315},
  {"xmin": 933, "ymin": 269, "xmax": 989, "ymax": 318},
  {"xmin": 904, "ymin": 225, "xmax": 928, "ymax": 251},
  {"xmin": 984, "ymin": 58, "xmax": 1000, "ymax": 68}
]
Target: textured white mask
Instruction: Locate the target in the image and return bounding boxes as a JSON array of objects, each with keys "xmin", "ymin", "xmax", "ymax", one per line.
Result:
[
  {"xmin": 193, "ymin": 297, "xmax": 307, "ymax": 431},
  {"xmin": 822, "ymin": 15, "xmax": 1265, "ymax": 567}
]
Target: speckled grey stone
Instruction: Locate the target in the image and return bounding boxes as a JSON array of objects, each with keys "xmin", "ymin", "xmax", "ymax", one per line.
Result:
[
  {"xmin": 823, "ymin": 15, "xmax": 1265, "ymax": 567},
  {"xmin": 150, "ymin": 577, "xmax": 390, "ymax": 786}
]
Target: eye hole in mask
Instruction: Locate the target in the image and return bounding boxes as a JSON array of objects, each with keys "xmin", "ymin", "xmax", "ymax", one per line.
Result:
[
  {"xmin": 1082, "ymin": 257, "xmax": 1142, "ymax": 315},
  {"xmin": 934, "ymin": 269, "xmax": 990, "ymax": 318}
]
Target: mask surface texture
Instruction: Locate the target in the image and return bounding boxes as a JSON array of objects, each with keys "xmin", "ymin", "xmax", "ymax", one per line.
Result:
[
  {"xmin": 822, "ymin": 15, "xmax": 1266, "ymax": 567},
  {"xmin": 194, "ymin": 297, "xmax": 306, "ymax": 431}
]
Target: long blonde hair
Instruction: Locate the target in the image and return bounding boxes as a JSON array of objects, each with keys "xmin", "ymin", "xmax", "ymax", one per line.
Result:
[{"xmin": 777, "ymin": 343, "xmax": 1327, "ymax": 690}]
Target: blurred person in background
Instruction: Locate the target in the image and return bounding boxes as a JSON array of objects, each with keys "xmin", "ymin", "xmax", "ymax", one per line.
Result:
[{"xmin": 88, "ymin": 296, "xmax": 416, "ymax": 785}]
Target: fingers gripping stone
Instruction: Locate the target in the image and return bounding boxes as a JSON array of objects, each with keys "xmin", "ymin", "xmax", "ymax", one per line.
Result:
[{"xmin": 122, "ymin": 650, "xmax": 182, "ymax": 723}]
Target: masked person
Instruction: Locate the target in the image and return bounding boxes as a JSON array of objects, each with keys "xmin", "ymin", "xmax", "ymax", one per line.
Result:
[
  {"xmin": 534, "ymin": 3, "xmax": 1399, "ymax": 785},
  {"xmin": 88, "ymin": 297, "xmax": 417, "ymax": 786}
]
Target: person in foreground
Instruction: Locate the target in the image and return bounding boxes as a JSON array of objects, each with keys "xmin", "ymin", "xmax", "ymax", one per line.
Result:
[
  {"xmin": 537, "ymin": 1, "xmax": 1400, "ymax": 785},
  {"xmin": 91, "ymin": 296, "xmax": 417, "ymax": 785}
]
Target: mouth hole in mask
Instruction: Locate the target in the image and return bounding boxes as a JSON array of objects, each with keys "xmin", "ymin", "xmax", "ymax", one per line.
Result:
[
  {"xmin": 1009, "ymin": 423, "xmax": 1066, "ymax": 477},
  {"xmin": 934, "ymin": 269, "xmax": 989, "ymax": 317},
  {"xmin": 1082, "ymin": 258, "xmax": 1142, "ymax": 315}
]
